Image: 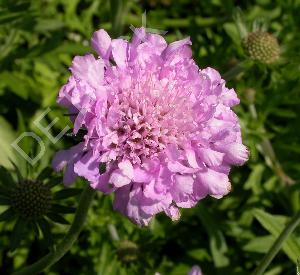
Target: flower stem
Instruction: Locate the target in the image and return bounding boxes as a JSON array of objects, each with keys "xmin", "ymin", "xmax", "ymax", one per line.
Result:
[
  {"xmin": 13, "ymin": 185, "xmax": 96, "ymax": 275},
  {"xmin": 251, "ymin": 210, "xmax": 300, "ymax": 275}
]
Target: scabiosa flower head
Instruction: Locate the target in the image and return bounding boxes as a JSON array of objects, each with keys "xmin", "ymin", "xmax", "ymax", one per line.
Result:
[
  {"xmin": 53, "ymin": 27, "xmax": 249, "ymax": 226},
  {"xmin": 243, "ymin": 31, "xmax": 280, "ymax": 64}
]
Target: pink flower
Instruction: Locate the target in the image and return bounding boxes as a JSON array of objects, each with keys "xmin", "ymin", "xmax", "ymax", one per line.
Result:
[{"xmin": 52, "ymin": 27, "xmax": 249, "ymax": 226}]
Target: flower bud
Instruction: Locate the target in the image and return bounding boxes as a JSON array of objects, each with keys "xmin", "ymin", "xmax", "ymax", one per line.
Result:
[
  {"xmin": 10, "ymin": 180, "xmax": 52, "ymax": 220},
  {"xmin": 117, "ymin": 240, "xmax": 139, "ymax": 263},
  {"xmin": 243, "ymin": 31, "xmax": 280, "ymax": 64}
]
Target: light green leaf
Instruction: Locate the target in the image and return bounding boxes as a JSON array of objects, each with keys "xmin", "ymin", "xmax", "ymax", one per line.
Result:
[
  {"xmin": 243, "ymin": 235, "xmax": 275, "ymax": 253},
  {"xmin": 244, "ymin": 164, "xmax": 265, "ymax": 194},
  {"xmin": 253, "ymin": 209, "xmax": 300, "ymax": 262},
  {"xmin": 0, "ymin": 116, "xmax": 18, "ymax": 169}
]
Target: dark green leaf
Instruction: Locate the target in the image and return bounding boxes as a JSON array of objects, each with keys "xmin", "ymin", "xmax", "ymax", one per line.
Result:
[
  {"xmin": 37, "ymin": 167, "xmax": 53, "ymax": 182},
  {"xmin": 51, "ymin": 204, "xmax": 76, "ymax": 214},
  {"xmin": 46, "ymin": 213, "xmax": 69, "ymax": 225},
  {"xmin": 45, "ymin": 177, "xmax": 63, "ymax": 189},
  {"xmin": 10, "ymin": 218, "xmax": 27, "ymax": 251},
  {"xmin": 0, "ymin": 166, "xmax": 16, "ymax": 186},
  {"xmin": 38, "ymin": 218, "xmax": 53, "ymax": 246},
  {"xmin": 9, "ymin": 159, "xmax": 23, "ymax": 183},
  {"xmin": 198, "ymin": 205, "xmax": 229, "ymax": 267},
  {"xmin": 0, "ymin": 195, "xmax": 11, "ymax": 205},
  {"xmin": 53, "ymin": 188, "xmax": 82, "ymax": 200},
  {"xmin": 30, "ymin": 221, "xmax": 40, "ymax": 238},
  {"xmin": 0, "ymin": 207, "xmax": 15, "ymax": 222}
]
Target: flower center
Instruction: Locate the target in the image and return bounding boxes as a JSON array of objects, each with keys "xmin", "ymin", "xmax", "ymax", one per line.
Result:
[
  {"xmin": 107, "ymin": 77, "xmax": 196, "ymax": 164},
  {"xmin": 10, "ymin": 180, "xmax": 52, "ymax": 220}
]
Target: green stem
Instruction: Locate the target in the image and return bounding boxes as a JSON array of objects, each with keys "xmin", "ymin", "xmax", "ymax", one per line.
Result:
[
  {"xmin": 13, "ymin": 185, "xmax": 96, "ymax": 275},
  {"xmin": 251, "ymin": 210, "xmax": 300, "ymax": 275},
  {"xmin": 223, "ymin": 60, "xmax": 251, "ymax": 81}
]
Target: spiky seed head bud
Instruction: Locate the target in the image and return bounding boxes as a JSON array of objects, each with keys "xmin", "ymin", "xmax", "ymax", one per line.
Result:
[
  {"xmin": 10, "ymin": 180, "xmax": 52, "ymax": 220},
  {"xmin": 243, "ymin": 31, "xmax": 280, "ymax": 64},
  {"xmin": 244, "ymin": 88, "xmax": 256, "ymax": 104},
  {"xmin": 117, "ymin": 240, "xmax": 139, "ymax": 263}
]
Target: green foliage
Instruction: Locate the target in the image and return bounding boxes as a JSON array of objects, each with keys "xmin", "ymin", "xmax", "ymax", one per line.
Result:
[{"xmin": 0, "ymin": 0, "xmax": 300, "ymax": 274}]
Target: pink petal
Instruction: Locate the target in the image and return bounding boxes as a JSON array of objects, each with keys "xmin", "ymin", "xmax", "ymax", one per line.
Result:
[
  {"xmin": 185, "ymin": 148, "xmax": 199, "ymax": 168},
  {"xmin": 164, "ymin": 205, "xmax": 181, "ymax": 221},
  {"xmin": 197, "ymin": 147, "xmax": 224, "ymax": 167},
  {"xmin": 111, "ymin": 39, "xmax": 128, "ymax": 68},
  {"xmin": 197, "ymin": 168, "xmax": 231, "ymax": 199},
  {"xmin": 188, "ymin": 265, "xmax": 202, "ymax": 275},
  {"xmin": 74, "ymin": 151, "xmax": 98, "ymax": 182},
  {"xmin": 168, "ymin": 161, "xmax": 197, "ymax": 174},
  {"xmin": 221, "ymin": 88, "xmax": 240, "ymax": 107},
  {"xmin": 70, "ymin": 54, "xmax": 104, "ymax": 88},
  {"xmin": 163, "ymin": 37, "xmax": 191, "ymax": 58},
  {"xmin": 133, "ymin": 166, "xmax": 152, "ymax": 182},
  {"xmin": 109, "ymin": 169, "xmax": 131, "ymax": 187},
  {"xmin": 118, "ymin": 159, "xmax": 134, "ymax": 179},
  {"xmin": 91, "ymin": 29, "xmax": 111, "ymax": 59},
  {"xmin": 222, "ymin": 142, "xmax": 249, "ymax": 165}
]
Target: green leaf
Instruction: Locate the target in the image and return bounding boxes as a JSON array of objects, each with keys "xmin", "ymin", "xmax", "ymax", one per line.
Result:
[
  {"xmin": 46, "ymin": 213, "xmax": 69, "ymax": 225},
  {"xmin": 45, "ymin": 177, "xmax": 62, "ymax": 189},
  {"xmin": 198, "ymin": 205, "xmax": 229, "ymax": 267},
  {"xmin": 187, "ymin": 248, "xmax": 211, "ymax": 261},
  {"xmin": 253, "ymin": 209, "xmax": 300, "ymax": 262},
  {"xmin": 243, "ymin": 235, "xmax": 275, "ymax": 253},
  {"xmin": 38, "ymin": 218, "xmax": 53, "ymax": 246},
  {"xmin": 30, "ymin": 221, "xmax": 40, "ymax": 238},
  {"xmin": 37, "ymin": 167, "xmax": 53, "ymax": 182},
  {"xmin": 223, "ymin": 23, "xmax": 240, "ymax": 46},
  {"xmin": 51, "ymin": 204, "xmax": 76, "ymax": 214},
  {"xmin": 244, "ymin": 164, "xmax": 265, "ymax": 194},
  {"xmin": 10, "ymin": 218, "xmax": 27, "ymax": 251},
  {"xmin": 9, "ymin": 160, "xmax": 23, "ymax": 183},
  {"xmin": 0, "ymin": 166, "xmax": 16, "ymax": 186},
  {"xmin": 0, "ymin": 195, "xmax": 11, "ymax": 205},
  {"xmin": 53, "ymin": 188, "xmax": 82, "ymax": 200},
  {"xmin": 0, "ymin": 117, "xmax": 18, "ymax": 169},
  {"xmin": 0, "ymin": 207, "xmax": 15, "ymax": 222},
  {"xmin": 0, "ymin": 185, "xmax": 12, "ymax": 197}
]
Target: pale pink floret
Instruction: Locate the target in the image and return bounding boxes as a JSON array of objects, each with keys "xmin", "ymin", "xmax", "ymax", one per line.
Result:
[{"xmin": 53, "ymin": 27, "xmax": 249, "ymax": 226}]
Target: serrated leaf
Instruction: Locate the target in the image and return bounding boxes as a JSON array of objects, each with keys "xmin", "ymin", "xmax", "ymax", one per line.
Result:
[
  {"xmin": 46, "ymin": 213, "xmax": 69, "ymax": 225},
  {"xmin": 53, "ymin": 188, "xmax": 82, "ymax": 200},
  {"xmin": 253, "ymin": 209, "xmax": 300, "ymax": 262},
  {"xmin": 0, "ymin": 207, "xmax": 15, "ymax": 222},
  {"xmin": 51, "ymin": 204, "xmax": 76, "ymax": 214},
  {"xmin": 10, "ymin": 218, "xmax": 27, "ymax": 251}
]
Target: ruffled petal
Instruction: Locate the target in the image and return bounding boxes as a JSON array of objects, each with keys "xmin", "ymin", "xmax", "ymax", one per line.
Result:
[
  {"xmin": 70, "ymin": 54, "xmax": 104, "ymax": 88},
  {"xmin": 197, "ymin": 168, "xmax": 231, "ymax": 199},
  {"xmin": 197, "ymin": 147, "xmax": 224, "ymax": 167},
  {"xmin": 111, "ymin": 39, "xmax": 128, "ymax": 68},
  {"xmin": 91, "ymin": 29, "xmax": 111, "ymax": 59}
]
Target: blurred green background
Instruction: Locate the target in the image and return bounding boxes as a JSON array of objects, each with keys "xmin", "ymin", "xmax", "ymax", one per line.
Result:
[{"xmin": 0, "ymin": 0, "xmax": 300, "ymax": 274}]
